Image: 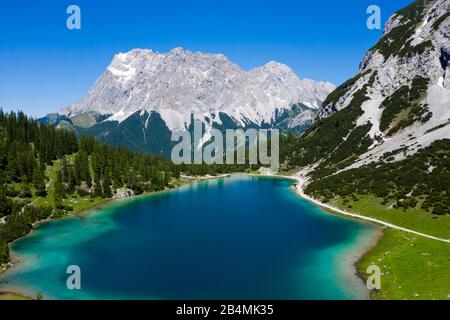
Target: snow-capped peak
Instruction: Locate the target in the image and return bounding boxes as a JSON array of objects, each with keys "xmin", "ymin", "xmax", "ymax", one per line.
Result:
[{"xmin": 60, "ymin": 48, "xmax": 335, "ymax": 131}]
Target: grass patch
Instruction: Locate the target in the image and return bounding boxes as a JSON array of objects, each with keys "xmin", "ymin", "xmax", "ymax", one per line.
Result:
[
  {"xmin": 333, "ymin": 195, "xmax": 450, "ymax": 239},
  {"xmin": 357, "ymin": 228, "xmax": 450, "ymax": 300},
  {"xmin": 332, "ymin": 194, "xmax": 450, "ymax": 299}
]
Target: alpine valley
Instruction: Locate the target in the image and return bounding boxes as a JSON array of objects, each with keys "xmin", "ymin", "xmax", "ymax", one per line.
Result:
[
  {"xmin": 1, "ymin": 0, "xmax": 450, "ymax": 301},
  {"xmin": 40, "ymin": 48, "xmax": 335, "ymax": 157}
]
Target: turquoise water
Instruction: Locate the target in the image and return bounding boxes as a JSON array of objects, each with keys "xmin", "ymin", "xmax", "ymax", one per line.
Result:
[{"xmin": 0, "ymin": 176, "xmax": 377, "ymax": 300}]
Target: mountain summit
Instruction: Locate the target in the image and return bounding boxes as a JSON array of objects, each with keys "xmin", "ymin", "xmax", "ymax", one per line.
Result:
[{"xmin": 58, "ymin": 47, "xmax": 333, "ymax": 138}]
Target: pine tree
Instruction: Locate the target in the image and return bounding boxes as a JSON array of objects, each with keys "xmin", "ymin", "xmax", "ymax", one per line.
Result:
[
  {"xmin": 0, "ymin": 240, "xmax": 9, "ymax": 264},
  {"xmin": 0, "ymin": 134, "xmax": 7, "ymax": 170},
  {"xmin": 61, "ymin": 157, "xmax": 69, "ymax": 183},
  {"xmin": 73, "ymin": 153, "xmax": 82, "ymax": 185},
  {"xmin": 33, "ymin": 162, "xmax": 47, "ymax": 197},
  {"xmin": 54, "ymin": 170, "xmax": 66, "ymax": 202},
  {"xmin": 102, "ymin": 168, "xmax": 112, "ymax": 198},
  {"xmin": 75, "ymin": 151, "xmax": 92, "ymax": 187},
  {"xmin": 128, "ymin": 173, "xmax": 143, "ymax": 195},
  {"xmin": 6, "ymin": 144, "xmax": 19, "ymax": 182},
  {"xmin": 19, "ymin": 175, "xmax": 32, "ymax": 198},
  {"xmin": 0, "ymin": 186, "xmax": 12, "ymax": 217},
  {"xmin": 67, "ymin": 167, "xmax": 76, "ymax": 194},
  {"xmin": 112, "ymin": 165, "xmax": 123, "ymax": 190},
  {"xmin": 93, "ymin": 174, "xmax": 103, "ymax": 198},
  {"xmin": 81, "ymin": 151, "xmax": 92, "ymax": 187}
]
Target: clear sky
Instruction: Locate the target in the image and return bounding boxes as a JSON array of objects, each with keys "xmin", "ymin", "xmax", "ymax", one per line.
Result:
[{"xmin": 0, "ymin": 0, "xmax": 413, "ymax": 117}]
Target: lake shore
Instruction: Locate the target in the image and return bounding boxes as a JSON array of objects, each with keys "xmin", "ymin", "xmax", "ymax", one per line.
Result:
[
  {"xmin": 286, "ymin": 174, "xmax": 450, "ymax": 243},
  {"xmin": 0, "ymin": 172, "xmax": 400, "ymax": 300},
  {"xmin": 0, "ymin": 174, "xmax": 230, "ymax": 299},
  {"xmin": 167, "ymin": 172, "xmax": 384, "ymax": 298},
  {"xmin": 1, "ymin": 173, "xmax": 377, "ymax": 300},
  {"xmin": 247, "ymin": 173, "xmax": 384, "ymax": 299},
  {"xmin": 254, "ymin": 172, "xmax": 450, "ymax": 300}
]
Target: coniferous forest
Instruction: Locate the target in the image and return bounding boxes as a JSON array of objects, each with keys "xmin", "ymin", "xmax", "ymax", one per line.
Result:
[{"xmin": 0, "ymin": 110, "xmax": 258, "ymax": 265}]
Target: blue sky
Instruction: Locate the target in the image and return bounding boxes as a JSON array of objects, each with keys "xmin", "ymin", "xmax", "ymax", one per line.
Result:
[{"xmin": 0, "ymin": 0, "xmax": 413, "ymax": 117}]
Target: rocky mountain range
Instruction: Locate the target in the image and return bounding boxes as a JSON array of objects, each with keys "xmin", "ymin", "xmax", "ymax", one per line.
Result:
[
  {"xmin": 284, "ymin": 0, "xmax": 449, "ymax": 178},
  {"xmin": 42, "ymin": 48, "xmax": 334, "ymax": 156}
]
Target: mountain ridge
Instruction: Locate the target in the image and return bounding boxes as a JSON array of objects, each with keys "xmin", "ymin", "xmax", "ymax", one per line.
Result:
[
  {"xmin": 279, "ymin": 0, "xmax": 450, "ymax": 217},
  {"xmin": 59, "ymin": 47, "xmax": 334, "ymax": 131},
  {"xmin": 283, "ymin": 0, "xmax": 449, "ymax": 178}
]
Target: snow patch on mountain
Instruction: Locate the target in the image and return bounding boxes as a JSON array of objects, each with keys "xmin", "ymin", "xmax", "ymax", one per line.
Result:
[
  {"xmin": 318, "ymin": 0, "xmax": 450, "ymax": 174},
  {"xmin": 345, "ymin": 82, "xmax": 450, "ymax": 171},
  {"xmin": 356, "ymin": 94, "xmax": 384, "ymax": 142},
  {"xmin": 60, "ymin": 48, "xmax": 335, "ymax": 132}
]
